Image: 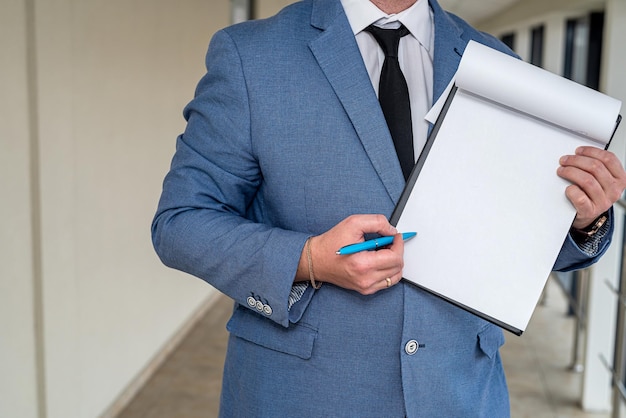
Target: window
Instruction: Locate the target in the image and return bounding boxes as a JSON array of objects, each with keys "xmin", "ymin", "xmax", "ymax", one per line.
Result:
[
  {"xmin": 500, "ymin": 33, "xmax": 516, "ymax": 51},
  {"xmin": 529, "ymin": 25, "xmax": 544, "ymax": 67},
  {"xmin": 563, "ymin": 12, "xmax": 604, "ymax": 90},
  {"xmin": 232, "ymin": 0, "xmax": 255, "ymax": 23}
]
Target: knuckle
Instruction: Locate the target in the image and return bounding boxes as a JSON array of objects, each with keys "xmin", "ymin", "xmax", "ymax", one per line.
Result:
[
  {"xmin": 350, "ymin": 257, "xmax": 375, "ymax": 276},
  {"xmin": 573, "ymin": 194, "xmax": 588, "ymax": 208},
  {"xmin": 350, "ymin": 262, "xmax": 368, "ymax": 277},
  {"xmin": 355, "ymin": 279, "xmax": 374, "ymax": 295},
  {"xmin": 588, "ymin": 160, "xmax": 602, "ymax": 172},
  {"xmin": 397, "ymin": 258, "xmax": 405, "ymax": 270},
  {"xmin": 608, "ymin": 188, "xmax": 621, "ymax": 203},
  {"xmin": 580, "ymin": 176, "xmax": 596, "ymax": 190},
  {"xmin": 565, "ymin": 184, "xmax": 579, "ymax": 197},
  {"xmin": 599, "ymin": 152, "xmax": 614, "ymax": 165}
]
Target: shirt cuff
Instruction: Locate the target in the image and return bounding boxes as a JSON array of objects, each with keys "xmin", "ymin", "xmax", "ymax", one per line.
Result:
[
  {"xmin": 570, "ymin": 215, "xmax": 611, "ymax": 257},
  {"xmin": 288, "ymin": 282, "xmax": 309, "ymax": 310}
]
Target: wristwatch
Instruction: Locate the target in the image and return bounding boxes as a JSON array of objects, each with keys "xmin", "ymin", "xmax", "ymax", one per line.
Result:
[{"xmin": 570, "ymin": 212, "xmax": 609, "ymax": 242}]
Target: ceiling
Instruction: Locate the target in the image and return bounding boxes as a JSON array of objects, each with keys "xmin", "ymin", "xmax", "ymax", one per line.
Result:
[{"xmin": 438, "ymin": 0, "xmax": 522, "ymax": 25}]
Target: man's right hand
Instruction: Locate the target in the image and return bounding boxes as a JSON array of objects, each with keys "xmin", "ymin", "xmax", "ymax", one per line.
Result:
[{"xmin": 296, "ymin": 214, "xmax": 405, "ymax": 295}]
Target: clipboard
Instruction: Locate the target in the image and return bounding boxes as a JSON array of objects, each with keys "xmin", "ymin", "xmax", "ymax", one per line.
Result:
[{"xmin": 390, "ymin": 41, "xmax": 622, "ymax": 335}]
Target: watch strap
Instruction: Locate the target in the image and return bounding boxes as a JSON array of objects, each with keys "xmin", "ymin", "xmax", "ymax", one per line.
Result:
[{"xmin": 570, "ymin": 211, "xmax": 609, "ymax": 242}]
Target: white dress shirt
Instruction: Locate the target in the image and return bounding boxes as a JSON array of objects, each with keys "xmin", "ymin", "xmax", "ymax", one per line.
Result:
[{"xmin": 340, "ymin": 0, "xmax": 435, "ymax": 158}]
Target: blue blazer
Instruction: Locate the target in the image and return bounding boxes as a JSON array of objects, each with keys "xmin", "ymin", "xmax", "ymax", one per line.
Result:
[{"xmin": 152, "ymin": 0, "xmax": 612, "ymax": 416}]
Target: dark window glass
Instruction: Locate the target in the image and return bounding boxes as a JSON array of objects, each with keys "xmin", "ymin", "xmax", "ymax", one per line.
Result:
[
  {"xmin": 563, "ymin": 12, "xmax": 604, "ymax": 90},
  {"xmin": 530, "ymin": 25, "xmax": 544, "ymax": 67},
  {"xmin": 500, "ymin": 33, "xmax": 516, "ymax": 51}
]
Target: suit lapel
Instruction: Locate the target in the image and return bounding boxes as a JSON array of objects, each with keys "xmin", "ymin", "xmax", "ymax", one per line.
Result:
[
  {"xmin": 306, "ymin": 0, "xmax": 469, "ymax": 204},
  {"xmin": 429, "ymin": 0, "xmax": 468, "ymax": 102},
  {"xmin": 309, "ymin": 0, "xmax": 405, "ymax": 204}
]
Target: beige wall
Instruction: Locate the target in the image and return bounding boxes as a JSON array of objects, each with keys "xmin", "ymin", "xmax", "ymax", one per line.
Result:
[
  {"xmin": 1, "ymin": 0, "xmax": 230, "ymax": 417},
  {"xmin": 255, "ymin": 0, "xmax": 296, "ymax": 18},
  {"xmin": 0, "ymin": 0, "xmax": 39, "ymax": 416},
  {"xmin": 476, "ymin": 0, "xmax": 605, "ymax": 29}
]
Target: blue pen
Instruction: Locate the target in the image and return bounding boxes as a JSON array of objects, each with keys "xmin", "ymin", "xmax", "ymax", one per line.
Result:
[{"xmin": 336, "ymin": 232, "xmax": 417, "ymax": 255}]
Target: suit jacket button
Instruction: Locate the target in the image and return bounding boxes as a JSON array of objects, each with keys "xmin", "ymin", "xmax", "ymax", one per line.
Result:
[
  {"xmin": 247, "ymin": 296, "xmax": 257, "ymax": 308},
  {"xmin": 405, "ymin": 339, "xmax": 419, "ymax": 355},
  {"xmin": 263, "ymin": 304, "xmax": 273, "ymax": 316},
  {"xmin": 255, "ymin": 300, "xmax": 264, "ymax": 311}
]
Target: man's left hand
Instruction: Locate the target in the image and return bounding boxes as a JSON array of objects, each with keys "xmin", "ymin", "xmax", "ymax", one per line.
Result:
[{"xmin": 558, "ymin": 146, "xmax": 626, "ymax": 229}]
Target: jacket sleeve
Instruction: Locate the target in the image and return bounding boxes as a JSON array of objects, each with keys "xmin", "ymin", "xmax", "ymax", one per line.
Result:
[
  {"xmin": 151, "ymin": 29, "xmax": 310, "ymax": 328},
  {"xmin": 552, "ymin": 207, "xmax": 614, "ymax": 272}
]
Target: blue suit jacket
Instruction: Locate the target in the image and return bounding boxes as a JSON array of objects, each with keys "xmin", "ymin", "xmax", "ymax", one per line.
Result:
[{"xmin": 152, "ymin": 0, "xmax": 612, "ymax": 416}]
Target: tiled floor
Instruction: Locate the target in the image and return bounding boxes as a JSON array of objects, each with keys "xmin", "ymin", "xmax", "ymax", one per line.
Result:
[
  {"xmin": 117, "ymin": 278, "xmax": 610, "ymax": 418},
  {"xmin": 502, "ymin": 279, "xmax": 609, "ymax": 418}
]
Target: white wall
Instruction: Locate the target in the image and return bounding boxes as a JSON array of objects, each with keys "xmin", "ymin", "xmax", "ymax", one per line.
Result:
[
  {"xmin": 582, "ymin": 0, "xmax": 626, "ymax": 410},
  {"xmin": 1, "ymin": 0, "xmax": 231, "ymax": 417}
]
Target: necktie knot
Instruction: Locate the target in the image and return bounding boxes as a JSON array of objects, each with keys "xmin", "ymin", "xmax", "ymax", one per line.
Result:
[{"xmin": 365, "ymin": 24, "xmax": 410, "ymax": 59}]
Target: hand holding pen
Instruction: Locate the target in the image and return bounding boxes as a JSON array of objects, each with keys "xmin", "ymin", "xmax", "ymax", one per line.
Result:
[{"xmin": 296, "ymin": 214, "xmax": 409, "ymax": 295}]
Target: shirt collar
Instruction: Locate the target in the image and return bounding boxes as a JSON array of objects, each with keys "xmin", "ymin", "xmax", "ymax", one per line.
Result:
[{"xmin": 340, "ymin": 0, "xmax": 433, "ymax": 51}]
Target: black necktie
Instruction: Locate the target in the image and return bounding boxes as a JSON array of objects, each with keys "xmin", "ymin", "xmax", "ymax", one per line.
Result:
[{"xmin": 365, "ymin": 24, "xmax": 414, "ymax": 180}]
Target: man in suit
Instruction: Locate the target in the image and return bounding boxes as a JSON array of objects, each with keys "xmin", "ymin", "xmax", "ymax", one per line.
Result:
[{"xmin": 152, "ymin": 0, "xmax": 626, "ymax": 416}]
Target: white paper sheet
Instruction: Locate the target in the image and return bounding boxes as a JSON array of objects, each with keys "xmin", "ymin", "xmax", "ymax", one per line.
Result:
[{"xmin": 395, "ymin": 41, "xmax": 622, "ymax": 334}]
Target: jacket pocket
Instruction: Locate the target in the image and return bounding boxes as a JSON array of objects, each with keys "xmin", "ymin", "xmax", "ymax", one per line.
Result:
[
  {"xmin": 477, "ymin": 325, "xmax": 505, "ymax": 359},
  {"xmin": 227, "ymin": 303, "xmax": 318, "ymax": 360}
]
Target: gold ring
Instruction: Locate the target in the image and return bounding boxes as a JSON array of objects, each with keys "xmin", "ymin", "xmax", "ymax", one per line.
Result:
[{"xmin": 386, "ymin": 278, "xmax": 392, "ymax": 288}]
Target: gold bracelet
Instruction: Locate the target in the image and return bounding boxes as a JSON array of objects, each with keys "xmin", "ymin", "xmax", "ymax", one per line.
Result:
[{"xmin": 306, "ymin": 238, "xmax": 322, "ymax": 289}]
